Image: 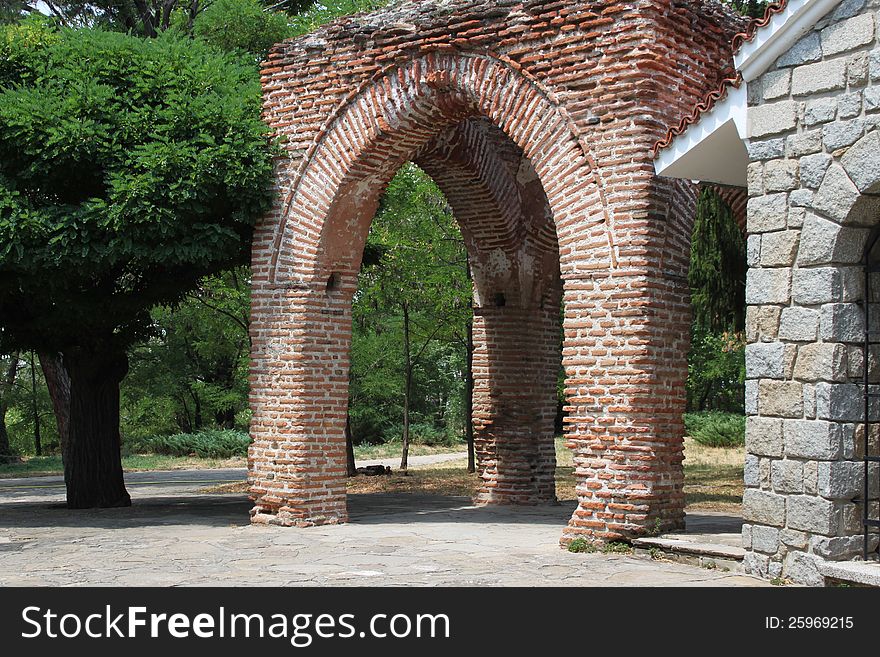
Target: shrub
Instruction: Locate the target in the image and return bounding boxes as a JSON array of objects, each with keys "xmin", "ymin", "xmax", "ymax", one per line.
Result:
[
  {"xmin": 381, "ymin": 422, "xmax": 462, "ymax": 447},
  {"xmin": 686, "ymin": 329, "xmax": 746, "ymax": 412},
  {"xmin": 684, "ymin": 411, "xmax": 745, "ymax": 448},
  {"xmin": 127, "ymin": 429, "xmax": 250, "ymax": 458}
]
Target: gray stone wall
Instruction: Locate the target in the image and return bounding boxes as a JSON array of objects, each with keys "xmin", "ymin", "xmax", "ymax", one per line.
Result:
[{"xmin": 745, "ymin": 0, "xmax": 880, "ymax": 585}]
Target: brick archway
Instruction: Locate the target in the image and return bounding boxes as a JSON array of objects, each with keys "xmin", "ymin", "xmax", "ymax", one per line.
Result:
[{"xmin": 249, "ymin": 0, "xmax": 746, "ymax": 542}]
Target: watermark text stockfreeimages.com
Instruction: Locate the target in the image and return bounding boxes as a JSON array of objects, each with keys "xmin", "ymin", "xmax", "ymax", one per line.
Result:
[{"xmin": 21, "ymin": 606, "xmax": 451, "ymax": 647}]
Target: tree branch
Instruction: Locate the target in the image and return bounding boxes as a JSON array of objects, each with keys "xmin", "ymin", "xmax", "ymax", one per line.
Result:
[{"xmin": 185, "ymin": 292, "xmax": 251, "ymax": 341}]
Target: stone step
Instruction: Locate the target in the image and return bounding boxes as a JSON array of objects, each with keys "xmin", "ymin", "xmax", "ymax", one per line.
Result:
[
  {"xmin": 817, "ymin": 560, "xmax": 880, "ymax": 587},
  {"xmin": 632, "ymin": 536, "xmax": 746, "ymax": 572}
]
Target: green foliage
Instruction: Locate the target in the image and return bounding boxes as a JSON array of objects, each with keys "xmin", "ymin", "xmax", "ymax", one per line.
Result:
[
  {"xmin": 567, "ymin": 538, "xmax": 597, "ymax": 553},
  {"xmin": 191, "ymin": 0, "xmax": 293, "ymax": 60},
  {"xmin": 684, "ymin": 411, "xmax": 746, "ymax": 447},
  {"xmin": 350, "ymin": 163, "xmax": 471, "ymax": 445},
  {"xmin": 689, "ymin": 188, "xmax": 746, "ymax": 333},
  {"xmin": 726, "ymin": 0, "xmax": 769, "ymax": 19},
  {"xmin": 687, "ymin": 328, "xmax": 745, "ymax": 412},
  {"xmin": 128, "ymin": 429, "xmax": 250, "ymax": 458},
  {"xmin": 122, "ymin": 269, "xmax": 251, "ymax": 437},
  {"xmin": 0, "ymin": 22, "xmax": 273, "ymax": 354},
  {"xmin": 289, "ymin": 0, "xmax": 388, "ymax": 35},
  {"xmin": 381, "ymin": 422, "xmax": 463, "ymax": 447},
  {"xmin": 0, "ymin": 354, "xmax": 59, "ymax": 456},
  {"xmin": 687, "ymin": 187, "xmax": 746, "ymax": 412}
]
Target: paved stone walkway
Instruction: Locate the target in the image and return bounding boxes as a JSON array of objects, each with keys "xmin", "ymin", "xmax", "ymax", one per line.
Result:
[{"xmin": 0, "ymin": 468, "xmax": 769, "ymax": 587}]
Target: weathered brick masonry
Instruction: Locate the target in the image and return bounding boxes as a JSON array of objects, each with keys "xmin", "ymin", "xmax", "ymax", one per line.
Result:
[{"xmin": 249, "ymin": 0, "xmax": 746, "ymax": 540}]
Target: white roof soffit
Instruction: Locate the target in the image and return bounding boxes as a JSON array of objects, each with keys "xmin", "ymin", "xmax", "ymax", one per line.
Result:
[
  {"xmin": 654, "ymin": 0, "xmax": 841, "ymax": 186},
  {"xmin": 654, "ymin": 85, "xmax": 748, "ymax": 187}
]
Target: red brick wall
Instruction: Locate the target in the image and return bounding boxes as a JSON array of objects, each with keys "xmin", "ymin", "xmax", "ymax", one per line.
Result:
[{"xmin": 249, "ymin": 0, "xmax": 742, "ymax": 539}]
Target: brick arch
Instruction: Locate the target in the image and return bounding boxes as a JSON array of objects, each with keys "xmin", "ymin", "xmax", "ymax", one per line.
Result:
[
  {"xmin": 268, "ymin": 51, "xmax": 616, "ymax": 289},
  {"xmin": 414, "ymin": 119, "xmax": 563, "ymax": 504},
  {"xmin": 250, "ymin": 53, "xmax": 616, "ymax": 525}
]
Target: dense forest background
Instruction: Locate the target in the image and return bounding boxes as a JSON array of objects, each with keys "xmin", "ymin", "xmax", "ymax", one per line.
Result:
[{"xmin": 0, "ymin": 0, "xmax": 753, "ymax": 463}]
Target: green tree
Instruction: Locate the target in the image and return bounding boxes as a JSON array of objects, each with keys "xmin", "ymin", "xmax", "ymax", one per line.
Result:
[
  {"xmin": 0, "ymin": 22, "xmax": 273, "ymax": 507},
  {"xmin": 122, "ymin": 268, "xmax": 251, "ymax": 438},
  {"xmin": 352, "ymin": 164, "xmax": 471, "ymax": 470},
  {"xmin": 687, "ymin": 187, "xmax": 747, "ymax": 411},
  {"xmin": 689, "ymin": 187, "xmax": 746, "ymax": 333},
  {"xmin": 0, "ymin": 353, "xmax": 19, "ymax": 459},
  {"xmin": 191, "ymin": 0, "xmax": 293, "ymax": 60},
  {"xmin": 7, "ymin": 1, "xmax": 311, "ymax": 36},
  {"xmin": 727, "ymin": 0, "xmax": 768, "ymax": 19},
  {"xmin": 289, "ymin": 0, "xmax": 386, "ymax": 34}
]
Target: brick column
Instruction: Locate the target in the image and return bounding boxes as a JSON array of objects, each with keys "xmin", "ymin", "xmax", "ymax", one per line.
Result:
[
  {"xmin": 248, "ymin": 272, "xmax": 356, "ymax": 527},
  {"xmin": 472, "ymin": 299, "xmax": 562, "ymax": 505}
]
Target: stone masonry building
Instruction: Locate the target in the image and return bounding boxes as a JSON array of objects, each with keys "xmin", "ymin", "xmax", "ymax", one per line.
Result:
[{"xmin": 657, "ymin": 0, "xmax": 880, "ymax": 584}]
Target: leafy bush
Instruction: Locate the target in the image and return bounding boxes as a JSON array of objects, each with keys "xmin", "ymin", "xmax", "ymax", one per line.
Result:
[
  {"xmin": 127, "ymin": 429, "xmax": 250, "ymax": 458},
  {"xmin": 686, "ymin": 329, "xmax": 746, "ymax": 412},
  {"xmin": 684, "ymin": 411, "xmax": 745, "ymax": 447},
  {"xmin": 382, "ymin": 422, "xmax": 462, "ymax": 447},
  {"xmin": 191, "ymin": 0, "xmax": 293, "ymax": 60}
]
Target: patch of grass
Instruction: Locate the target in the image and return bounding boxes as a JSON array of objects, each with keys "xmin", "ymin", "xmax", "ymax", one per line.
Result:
[
  {"xmin": 683, "ymin": 436, "xmax": 744, "ymax": 514},
  {"xmin": 649, "ymin": 547, "xmax": 664, "ymax": 560},
  {"xmin": 0, "ymin": 453, "xmax": 246, "ymax": 479},
  {"xmin": 353, "ymin": 442, "xmax": 466, "ymax": 460},
  {"xmin": 567, "ymin": 538, "xmax": 597, "ymax": 553},
  {"xmin": 601, "ymin": 541, "xmax": 633, "ymax": 555},
  {"xmin": 0, "ymin": 455, "xmax": 65, "ymax": 478},
  {"xmin": 684, "ymin": 411, "xmax": 745, "ymax": 447},
  {"xmin": 770, "ymin": 577, "xmax": 790, "ymax": 586}
]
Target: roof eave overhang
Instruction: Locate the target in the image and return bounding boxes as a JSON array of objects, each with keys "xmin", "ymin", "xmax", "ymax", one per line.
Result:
[
  {"xmin": 654, "ymin": 0, "xmax": 841, "ymax": 186},
  {"xmin": 654, "ymin": 85, "xmax": 748, "ymax": 187}
]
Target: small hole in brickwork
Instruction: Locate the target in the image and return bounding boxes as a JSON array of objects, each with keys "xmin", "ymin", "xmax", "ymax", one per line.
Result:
[
  {"xmin": 493, "ymin": 293, "xmax": 506, "ymax": 307},
  {"xmin": 326, "ymin": 273, "xmax": 340, "ymax": 292}
]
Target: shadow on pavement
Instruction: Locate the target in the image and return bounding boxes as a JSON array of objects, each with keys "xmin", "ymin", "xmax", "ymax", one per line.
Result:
[{"xmin": 0, "ymin": 492, "xmax": 576, "ymax": 530}]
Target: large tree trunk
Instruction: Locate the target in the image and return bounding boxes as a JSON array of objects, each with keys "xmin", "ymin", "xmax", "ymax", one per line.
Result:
[
  {"xmin": 400, "ymin": 302, "xmax": 412, "ymax": 473},
  {"xmin": 39, "ymin": 352, "xmax": 70, "ymax": 464},
  {"xmin": 63, "ymin": 346, "xmax": 131, "ymax": 509},
  {"xmin": 0, "ymin": 353, "xmax": 19, "ymax": 460}
]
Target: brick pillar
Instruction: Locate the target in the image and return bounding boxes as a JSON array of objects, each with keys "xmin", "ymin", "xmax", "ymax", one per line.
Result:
[
  {"xmin": 248, "ymin": 272, "xmax": 356, "ymax": 527},
  {"xmin": 560, "ymin": 273, "xmax": 690, "ymax": 542},
  {"xmin": 472, "ymin": 295, "xmax": 562, "ymax": 505},
  {"xmin": 559, "ymin": 179, "xmax": 696, "ymax": 543}
]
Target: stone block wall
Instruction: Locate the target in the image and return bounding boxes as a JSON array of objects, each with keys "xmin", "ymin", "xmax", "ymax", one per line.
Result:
[{"xmin": 745, "ymin": 0, "xmax": 880, "ymax": 584}]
